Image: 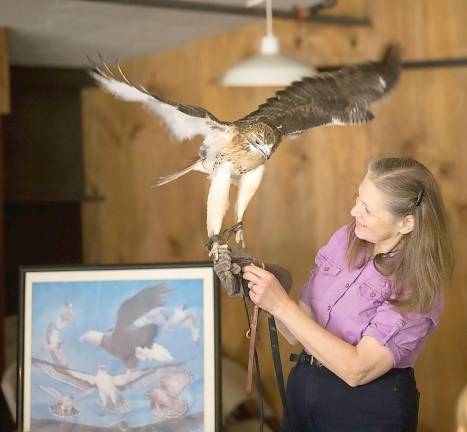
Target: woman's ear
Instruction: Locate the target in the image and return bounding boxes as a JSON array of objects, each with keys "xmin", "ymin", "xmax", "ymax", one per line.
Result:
[{"xmin": 399, "ymin": 214, "xmax": 415, "ymax": 235}]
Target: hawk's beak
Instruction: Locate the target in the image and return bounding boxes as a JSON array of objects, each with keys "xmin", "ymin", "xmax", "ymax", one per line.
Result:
[
  {"xmin": 250, "ymin": 141, "xmax": 271, "ymax": 160},
  {"xmin": 261, "ymin": 145, "xmax": 272, "ymax": 160},
  {"xmin": 258, "ymin": 147, "xmax": 269, "ymax": 159}
]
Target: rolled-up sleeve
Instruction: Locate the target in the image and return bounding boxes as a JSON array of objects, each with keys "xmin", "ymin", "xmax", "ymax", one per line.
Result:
[{"xmin": 362, "ymin": 303, "xmax": 437, "ymax": 367}]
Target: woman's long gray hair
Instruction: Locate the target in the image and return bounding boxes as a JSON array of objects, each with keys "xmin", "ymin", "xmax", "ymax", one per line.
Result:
[{"xmin": 346, "ymin": 157, "xmax": 453, "ymax": 312}]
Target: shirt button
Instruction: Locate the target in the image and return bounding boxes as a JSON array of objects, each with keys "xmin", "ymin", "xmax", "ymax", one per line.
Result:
[
  {"xmin": 345, "ymin": 283, "xmax": 350, "ymax": 287},
  {"xmin": 399, "ymin": 319, "xmax": 406, "ymax": 327},
  {"xmin": 324, "ymin": 265, "xmax": 330, "ymax": 271},
  {"xmin": 370, "ymin": 292, "xmax": 376, "ymax": 298},
  {"xmin": 327, "ymin": 305, "xmax": 331, "ymax": 311}
]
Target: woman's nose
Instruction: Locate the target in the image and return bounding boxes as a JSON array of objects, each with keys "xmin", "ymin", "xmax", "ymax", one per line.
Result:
[{"xmin": 350, "ymin": 203, "xmax": 360, "ymax": 217}]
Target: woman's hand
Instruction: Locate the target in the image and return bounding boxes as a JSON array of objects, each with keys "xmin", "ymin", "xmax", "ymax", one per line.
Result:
[{"xmin": 242, "ymin": 264, "xmax": 292, "ymax": 317}]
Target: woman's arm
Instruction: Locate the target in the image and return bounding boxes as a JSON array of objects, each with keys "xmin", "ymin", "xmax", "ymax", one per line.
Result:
[
  {"xmin": 274, "ymin": 300, "xmax": 313, "ymax": 345},
  {"xmin": 243, "ymin": 265, "xmax": 394, "ymax": 387},
  {"xmin": 277, "ymin": 300, "xmax": 394, "ymax": 386}
]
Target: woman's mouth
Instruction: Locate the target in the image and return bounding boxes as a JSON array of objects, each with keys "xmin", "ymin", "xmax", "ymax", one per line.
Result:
[{"xmin": 356, "ymin": 221, "xmax": 366, "ymax": 229}]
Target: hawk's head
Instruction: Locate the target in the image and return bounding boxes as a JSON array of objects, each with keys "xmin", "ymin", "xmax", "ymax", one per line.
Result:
[{"xmin": 241, "ymin": 122, "xmax": 281, "ymax": 160}]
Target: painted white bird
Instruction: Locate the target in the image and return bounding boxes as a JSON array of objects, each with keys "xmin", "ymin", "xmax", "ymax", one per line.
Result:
[
  {"xmin": 135, "ymin": 342, "xmax": 173, "ymax": 363},
  {"xmin": 32, "ymin": 357, "xmax": 181, "ymax": 414},
  {"xmin": 39, "ymin": 385, "xmax": 94, "ymax": 417},
  {"xmin": 162, "ymin": 305, "xmax": 200, "ymax": 343},
  {"xmin": 132, "ymin": 306, "xmax": 170, "ymax": 328},
  {"xmin": 42, "ymin": 322, "xmax": 67, "ymax": 367},
  {"xmin": 146, "ymin": 370, "xmax": 194, "ymax": 418},
  {"xmin": 56, "ymin": 301, "xmax": 75, "ymax": 330}
]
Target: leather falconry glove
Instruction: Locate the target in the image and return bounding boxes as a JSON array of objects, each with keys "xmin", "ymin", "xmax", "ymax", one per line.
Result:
[{"xmin": 214, "ymin": 247, "xmax": 293, "ymax": 297}]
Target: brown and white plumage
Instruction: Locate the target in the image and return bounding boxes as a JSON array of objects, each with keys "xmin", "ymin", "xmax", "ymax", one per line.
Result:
[{"xmin": 90, "ymin": 44, "xmax": 401, "ymax": 258}]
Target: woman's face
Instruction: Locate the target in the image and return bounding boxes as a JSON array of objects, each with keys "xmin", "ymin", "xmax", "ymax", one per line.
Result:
[{"xmin": 350, "ymin": 175, "xmax": 409, "ymax": 253}]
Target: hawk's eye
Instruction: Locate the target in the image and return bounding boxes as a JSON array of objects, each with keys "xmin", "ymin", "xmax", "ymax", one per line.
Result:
[{"xmin": 255, "ymin": 139, "xmax": 261, "ymax": 145}]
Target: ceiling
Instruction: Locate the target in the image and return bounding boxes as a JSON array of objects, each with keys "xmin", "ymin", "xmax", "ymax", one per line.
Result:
[{"xmin": 0, "ymin": 0, "xmax": 319, "ymax": 68}]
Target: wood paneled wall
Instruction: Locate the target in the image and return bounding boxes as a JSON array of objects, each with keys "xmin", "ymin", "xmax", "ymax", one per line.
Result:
[
  {"xmin": 0, "ymin": 26, "xmax": 8, "ymax": 379},
  {"xmin": 82, "ymin": 1, "xmax": 467, "ymax": 430},
  {"xmin": 0, "ymin": 28, "xmax": 10, "ymax": 115}
]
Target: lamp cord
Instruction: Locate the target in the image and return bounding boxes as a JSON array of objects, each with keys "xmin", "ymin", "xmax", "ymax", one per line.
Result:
[{"xmin": 266, "ymin": 0, "xmax": 273, "ymax": 36}]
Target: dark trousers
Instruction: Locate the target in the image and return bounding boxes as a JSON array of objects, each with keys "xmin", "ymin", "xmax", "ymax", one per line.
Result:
[{"xmin": 282, "ymin": 363, "xmax": 419, "ymax": 432}]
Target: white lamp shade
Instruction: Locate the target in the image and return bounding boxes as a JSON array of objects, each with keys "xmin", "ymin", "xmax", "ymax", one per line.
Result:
[{"xmin": 221, "ymin": 35, "xmax": 317, "ymax": 87}]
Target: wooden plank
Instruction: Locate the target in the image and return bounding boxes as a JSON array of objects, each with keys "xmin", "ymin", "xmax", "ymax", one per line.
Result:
[
  {"xmin": 0, "ymin": 28, "xmax": 10, "ymax": 115},
  {"xmin": 0, "ymin": 118, "xmax": 4, "ymax": 373}
]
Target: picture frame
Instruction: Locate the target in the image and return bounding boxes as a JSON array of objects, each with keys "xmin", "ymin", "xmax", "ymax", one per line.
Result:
[{"xmin": 17, "ymin": 262, "xmax": 221, "ymax": 432}]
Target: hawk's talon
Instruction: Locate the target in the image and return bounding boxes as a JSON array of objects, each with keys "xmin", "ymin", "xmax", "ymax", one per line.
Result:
[
  {"xmin": 223, "ymin": 221, "xmax": 245, "ymax": 248},
  {"xmin": 205, "ymin": 234, "xmax": 222, "ymax": 253},
  {"xmin": 235, "ymin": 229, "xmax": 246, "ymax": 249},
  {"xmin": 208, "ymin": 241, "xmax": 230, "ymax": 262}
]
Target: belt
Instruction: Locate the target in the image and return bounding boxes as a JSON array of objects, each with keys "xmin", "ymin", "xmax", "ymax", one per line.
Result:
[{"xmin": 290, "ymin": 352, "xmax": 323, "ymax": 368}]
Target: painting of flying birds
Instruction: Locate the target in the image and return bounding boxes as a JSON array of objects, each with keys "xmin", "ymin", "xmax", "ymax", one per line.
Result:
[
  {"xmin": 91, "ymin": 44, "xmax": 401, "ymax": 259},
  {"xmin": 19, "ymin": 265, "xmax": 218, "ymax": 431}
]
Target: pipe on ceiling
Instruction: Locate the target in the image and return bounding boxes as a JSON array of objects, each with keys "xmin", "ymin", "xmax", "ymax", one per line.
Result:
[{"xmin": 77, "ymin": 0, "xmax": 371, "ymax": 27}]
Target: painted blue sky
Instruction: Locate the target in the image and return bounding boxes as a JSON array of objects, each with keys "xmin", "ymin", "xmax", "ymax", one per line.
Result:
[{"xmin": 29, "ymin": 278, "xmax": 206, "ymax": 428}]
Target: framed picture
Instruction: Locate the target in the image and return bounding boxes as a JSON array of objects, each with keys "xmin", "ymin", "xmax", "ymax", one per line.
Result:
[{"xmin": 17, "ymin": 262, "xmax": 220, "ymax": 432}]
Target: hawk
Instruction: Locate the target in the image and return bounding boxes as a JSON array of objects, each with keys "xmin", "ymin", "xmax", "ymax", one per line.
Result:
[{"xmin": 90, "ymin": 44, "xmax": 401, "ymax": 259}]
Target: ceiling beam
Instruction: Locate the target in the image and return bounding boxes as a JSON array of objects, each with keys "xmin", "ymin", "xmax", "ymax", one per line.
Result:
[{"xmin": 76, "ymin": 0, "xmax": 370, "ymax": 26}]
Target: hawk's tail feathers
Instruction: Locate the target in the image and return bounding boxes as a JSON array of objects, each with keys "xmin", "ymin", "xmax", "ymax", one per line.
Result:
[{"xmin": 154, "ymin": 159, "xmax": 203, "ymax": 187}]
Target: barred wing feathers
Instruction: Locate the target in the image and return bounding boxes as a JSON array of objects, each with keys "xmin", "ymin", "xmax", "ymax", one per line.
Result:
[{"xmin": 241, "ymin": 44, "xmax": 401, "ymax": 137}]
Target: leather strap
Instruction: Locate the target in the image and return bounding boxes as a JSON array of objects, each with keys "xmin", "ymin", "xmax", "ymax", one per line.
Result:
[
  {"xmin": 240, "ymin": 287, "xmax": 264, "ymax": 432},
  {"xmin": 224, "ymin": 240, "xmax": 290, "ymax": 432},
  {"xmin": 246, "ymin": 304, "xmax": 260, "ymax": 395},
  {"xmin": 268, "ymin": 315, "xmax": 290, "ymax": 421}
]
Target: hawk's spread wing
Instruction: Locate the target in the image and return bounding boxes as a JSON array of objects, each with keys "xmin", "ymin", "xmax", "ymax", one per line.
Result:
[
  {"xmin": 241, "ymin": 44, "xmax": 401, "ymax": 137},
  {"xmin": 91, "ymin": 66, "xmax": 231, "ymax": 141}
]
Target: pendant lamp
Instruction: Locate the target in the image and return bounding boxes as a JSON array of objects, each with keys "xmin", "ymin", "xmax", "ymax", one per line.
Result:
[{"xmin": 221, "ymin": 0, "xmax": 316, "ymax": 87}]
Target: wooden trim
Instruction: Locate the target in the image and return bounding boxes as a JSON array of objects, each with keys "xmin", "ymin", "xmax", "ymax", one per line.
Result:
[
  {"xmin": 0, "ymin": 117, "xmax": 4, "ymax": 374},
  {"xmin": 0, "ymin": 28, "xmax": 10, "ymax": 115}
]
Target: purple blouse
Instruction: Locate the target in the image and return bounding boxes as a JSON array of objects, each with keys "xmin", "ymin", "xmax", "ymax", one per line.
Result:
[{"xmin": 299, "ymin": 225, "xmax": 442, "ymax": 368}]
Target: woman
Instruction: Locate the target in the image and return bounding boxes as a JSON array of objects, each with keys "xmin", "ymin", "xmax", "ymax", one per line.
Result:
[{"xmin": 243, "ymin": 157, "xmax": 453, "ymax": 432}]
